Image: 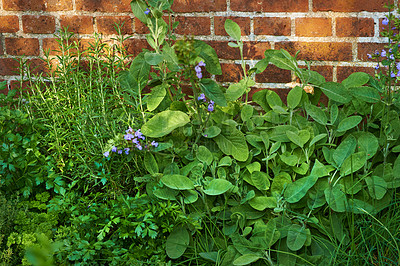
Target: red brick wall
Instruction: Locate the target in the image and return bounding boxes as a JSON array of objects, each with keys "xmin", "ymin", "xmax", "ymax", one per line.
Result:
[{"xmin": 0, "ymin": 0, "xmax": 395, "ymax": 93}]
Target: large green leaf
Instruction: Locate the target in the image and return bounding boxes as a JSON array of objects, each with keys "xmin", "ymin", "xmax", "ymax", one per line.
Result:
[
  {"xmin": 161, "ymin": 174, "xmax": 194, "ymax": 190},
  {"xmin": 340, "ymin": 152, "xmax": 366, "ymax": 176},
  {"xmin": 199, "ymin": 79, "xmax": 227, "ymax": 107},
  {"xmin": 337, "ymin": 116, "xmax": 362, "ymax": 132},
  {"xmin": 365, "ymin": 176, "xmax": 387, "ymax": 200},
  {"xmin": 144, "ymin": 152, "xmax": 158, "ymax": 175},
  {"xmin": 287, "ymin": 224, "xmax": 307, "ymax": 251},
  {"xmin": 287, "ymin": 86, "xmax": 303, "ymax": 109},
  {"xmin": 166, "ymin": 227, "xmax": 190, "ymax": 259},
  {"xmin": 251, "ymin": 171, "xmax": 270, "ymax": 191},
  {"xmin": 120, "ymin": 52, "xmax": 150, "ymax": 94},
  {"xmin": 357, "ymin": 132, "xmax": 378, "ymax": 159},
  {"xmin": 153, "ymin": 187, "xmax": 178, "ymax": 200},
  {"xmin": 226, "ymin": 82, "xmax": 247, "ymax": 102},
  {"xmin": 342, "ymin": 72, "xmax": 370, "ymax": 89},
  {"xmin": 214, "ymin": 125, "xmax": 249, "ymax": 161},
  {"xmin": 286, "ymin": 130, "xmax": 310, "ymax": 148},
  {"xmin": 196, "ymin": 146, "xmax": 213, "ymax": 166},
  {"xmin": 305, "ymin": 103, "xmax": 327, "ymax": 125},
  {"xmin": 224, "ymin": 19, "xmax": 241, "ymax": 42},
  {"xmin": 249, "ymin": 196, "xmax": 277, "ymax": 211},
  {"xmin": 349, "ymin": 86, "xmax": 380, "ymax": 103},
  {"xmin": 333, "ymin": 134, "xmax": 356, "ymax": 168},
  {"xmin": 319, "ymin": 82, "xmax": 351, "ymax": 104},
  {"xmin": 194, "ymin": 40, "xmax": 222, "ymax": 75},
  {"xmin": 203, "ymin": 179, "xmax": 233, "ymax": 195},
  {"xmin": 131, "ymin": 0, "xmax": 148, "ymax": 24},
  {"xmin": 144, "ymin": 52, "xmax": 164, "ymax": 65},
  {"xmin": 147, "ymin": 85, "xmax": 166, "ymax": 111},
  {"xmin": 269, "ymin": 50, "xmax": 297, "ymax": 72},
  {"xmin": 284, "ymin": 175, "xmax": 318, "ymax": 203},
  {"xmin": 233, "ymin": 254, "xmax": 262, "ymax": 265},
  {"xmin": 141, "ymin": 110, "xmax": 190, "ymax": 138},
  {"xmin": 324, "ymin": 184, "xmax": 347, "ymax": 212}
]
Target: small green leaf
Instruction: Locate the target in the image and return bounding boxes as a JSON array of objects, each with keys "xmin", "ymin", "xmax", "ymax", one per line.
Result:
[
  {"xmin": 204, "ymin": 179, "xmax": 234, "ymax": 195},
  {"xmin": 287, "ymin": 86, "xmax": 303, "ymax": 109},
  {"xmin": 224, "ymin": 19, "xmax": 241, "ymax": 41},
  {"xmin": 241, "ymin": 105, "xmax": 254, "ymax": 122},
  {"xmin": 144, "ymin": 152, "xmax": 158, "ymax": 175},
  {"xmin": 203, "ymin": 126, "xmax": 221, "ymax": 138},
  {"xmin": 337, "ymin": 116, "xmax": 362, "ymax": 132},
  {"xmin": 182, "ymin": 190, "xmax": 199, "ymax": 204},
  {"xmin": 365, "ymin": 176, "xmax": 387, "ymax": 200},
  {"xmin": 266, "ymin": 90, "xmax": 283, "ymax": 108},
  {"xmin": 199, "ymin": 79, "xmax": 227, "ymax": 107},
  {"xmin": 226, "ymin": 83, "xmax": 247, "ymax": 102},
  {"xmin": 330, "ymin": 104, "xmax": 339, "ymax": 124},
  {"xmin": 305, "ymin": 103, "xmax": 328, "ymax": 125},
  {"xmin": 147, "ymin": 85, "xmax": 166, "ymax": 111},
  {"xmin": 251, "ymin": 171, "xmax": 270, "ymax": 191},
  {"xmin": 284, "ymin": 175, "xmax": 318, "ymax": 203},
  {"xmin": 218, "ymin": 156, "xmax": 232, "ymax": 167},
  {"xmin": 286, "ymin": 130, "xmax": 310, "ymax": 148},
  {"xmin": 249, "ymin": 196, "xmax": 277, "ymax": 211},
  {"xmin": 161, "ymin": 174, "xmax": 194, "ymax": 190},
  {"xmin": 310, "ymin": 133, "xmax": 327, "ymax": 146},
  {"xmin": 196, "ymin": 146, "xmax": 213, "ymax": 166},
  {"xmin": 233, "ymin": 254, "xmax": 262, "ymax": 265},
  {"xmin": 319, "ymin": 82, "xmax": 351, "ymax": 104},
  {"xmin": 287, "ymin": 224, "xmax": 307, "ymax": 251},
  {"xmin": 166, "ymin": 227, "xmax": 190, "ymax": 259},
  {"xmin": 333, "ymin": 135, "xmax": 356, "ymax": 168},
  {"xmin": 342, "ymin": 72, "xmax": 370, "ymax": 88}
]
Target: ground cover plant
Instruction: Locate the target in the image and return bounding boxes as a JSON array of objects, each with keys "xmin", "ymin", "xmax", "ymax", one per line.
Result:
[{"xmin": 1, "ymin": 0, "xmax": 400, "ymax": 265}]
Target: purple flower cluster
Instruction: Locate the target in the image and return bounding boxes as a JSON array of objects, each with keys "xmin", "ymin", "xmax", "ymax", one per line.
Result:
[
  {"xmin": 103, "ymin": 127, "xmax": 159, "ymax": 157},
  {"xmin": 195, "ymin": 61, "xmax": 206, "ymax": 79},
  {"xmin": 197, "ymin": 93, "xmax": 215, "ymax": 112},
  {"xmin": 382, "ymin": 17, "xmax": 389, "ymax": 26},
  {"xmin": 144, "ymin": 8, "xmax": 150, "ymax": 15}
]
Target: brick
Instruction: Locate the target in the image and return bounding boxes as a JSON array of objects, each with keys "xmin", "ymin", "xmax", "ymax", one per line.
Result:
[
  {"xmin": 3, "ymin": 0, "xmax": 72, "ymax": 11},
  {"xmin": 254, "ymin": 17, "xmax": 291, "ymax": 36},
  {"xmin": 97, "ymin": 16, "xmax": 133, "ymax": 35},
  {"xmin": 216, "ymin": 63, "xmax": 247, "ymax": 82},
  {"xmin": 255, "ymin": 65, "xmax": 291, "ymax": 83},
  {"xmin": 0, "ymin": 16, "xmax": 19, "ymax": 33},
  {"xmin": 275, "ymin": 42, "xmax": 353, "ymax": 61},
  {"xmin": 295, "ymin": 18, "xmax": 332, "ymax": 37},
  {"xmin": 243, "ymin": 41, "xmax": 271, "ymax": 60},
  {"xmin": 313, "ymin": 0, "xmax": 394, "ymax": 12},
  {"xmin": 5, "ymin": 38, "xmax": 39, "ymax": 56},
  {"xmin": 336, "ymin": 17, "xmax": 374, "ymax": 37},
  {"xmin": 76, "ymin": 0, "xmax": 131, "ymax": 12},
  {"xmin": 231, "ymin": 0, "xmax": 308, "ymax": 12},
  {"xmin": 214, "ymin": 17, "xmax": 250, "ymax": 36},
  {"xmin": 172, "ymin": 0, "xmax": 226, "ymax": 12},
  {"xmin": 174, "ymin": 16, "xmax": 210, "ymax": 35},
  {"xmin": 43, "ymin": 38, "xmax": 95, "ymax": 56},
  {"xmin": 135, "ymin": 18, "xmax": 149, "ymax": 34},
  {"xmin": 206, "ymin": 41, "xmax": 240, "ymax": 60},
  {"xmin": 310, "ymin": 65, "xmax": 334, "ymax": 82},
  {"xmin": 0, "ymin": 41, "xmax": 3, "ymax": 55},
  {"xmin": 0, "ymin": 58, "xmax": 20, "ymax": 76},
  {"xmin": 26, "ymin": 59, "xmax": 49, "ymax": 75},
  {"xmin": 123, "ymin": 39, "xmax": 152, "ymax": 56},
  {"xmin": 337, "ymin": 66, "xmax": 375, "ymax": 82},
  {"xmin": 22, "ymin": 15, "xmax": 56, "ymax": 34},
  {"xmin": 357, "ymin": 43, "xmax": 386, "ymax": 61},
  {"xmin": 60, "ymin": 16, "xmax": 94, "ymax": 34}
]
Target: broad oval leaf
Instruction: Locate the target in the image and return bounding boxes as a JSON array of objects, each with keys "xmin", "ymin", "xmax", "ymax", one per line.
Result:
[
  {"xmin": 214, "ymin": 126, "xmax": 249, "ymax": 161},
  {"xmin": 342, "ymin": 72, "xmax": 370, "ymax": 88},
  {"xmin": 161, "ymin": 174, "xmax": 194, "ymax": 190},
  {"xmin": 166, "ymin": 227, "xmax": 190, "ymax": 259},
  {"xmin": 357, "ymin": 132, "xmax": 378, "ymax": 159},
  {"xmin": 349, "ymin": 86, "xmax": 380, "ymax": 103},
  {"xmin": 204, "ymin": 179, "xmax": 233, "ymax": 195},
  {"xmin": 147, "ymin": 85, "xmax": 166, "ymax": 111},
  {"xmin": 194, "ymin": 40, "xmax": 222, "ymax": 75},
  {"xmin": 226, "ymin": 83, "xmax": 247, "ymax": 102},
  {"xmin": 286, "ymin": 130, "xmax": 310, "ymax": 148},
  {"xmin": 333, "ymin": 134, "xmax": 357, "ymax": 168},
  {"xmin": 199, "ymin": 79, "xmax": 227, "ymax": 107},
  {"xmin": 319, "ymin": 82, "xmax": 351, "ymax": 104},
  {"xmin": 337, "ymin": 116, "xmax": 362, "ymax": 132},
  {"xmin": 141, "ymin": 110, "xmax": 190, "ymax": 138},
  {"xmin": 144, "ymin": 152, "xmax": 158, "ymax": 175},
  {"xmin": 196, "ymin": 146, "xmax": 213, "ymax": 166},
  {"xmin": 284, "ymin": 175, "xmax": 318, "ymax": 203},
  {"xmin": 233, "ymin": 254, "xmax": 262, "ymax": 266},
  {"xmin": 224, "ymin": 19, "xmax": 241, "ymax": 42},
  {"xmin": 287, "ymin": 224, "xmax": 307, "ymax": 251},
  {"xmin": 305, "ymin": 103, "xmax": 328, "ymax": 125},
  {"xmin": 203, "ymin": 126, "xmax": 221, "ymax": 138},
  {"xmin": 287, "ymin": 86, "xmax": 303, "ymax": 109},
  {"xmin": 249, "ymin": 196, "xmax": 277, "ymax": 211},
  {"xmin": 340, "ymin": 151, "xmax": 367, "ymax": 176},
  {"xmin": 324, "ymin": 184, "xmax": 347, "ymax": 212},
  {"xmin": 144, "ymin": 52, "xmax": 164, "ymax": 65},
  {"xmin": 251, "ymin": 171, "xmax": 270, "ymax": 190},
  {"xmin": 153, "ymin": 187, "xmax": 178, "ymax": 201},
  {"xmin": 365, "ymin": 176, "xmax": 387, "ymax": 200},
  {"xmin": 182, "ymin": 190, "xmax": 199, "ymax": 204}
]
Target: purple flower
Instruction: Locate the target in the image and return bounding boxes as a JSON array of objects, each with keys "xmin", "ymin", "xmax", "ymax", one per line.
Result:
[
  {"xmin": 196, "ymin": 72, "xmax": 203, "ymax": 79},
  {"xmin": 198, "ymin": 61, "xmax": 206, "ymax": 67},
  {"xmin": 381, "ymin": 49, "xmax": 387, "ymax": 57},
  {"xmin": 198, "ymin": 93, "xmax": 206, "ymax": 101},
  {"xmin": 391, "ymin": 72, "xmax": 396, "ymax": 77},
  {"xmin": 124, "ymin": 148, "xmax": 130, "ymax": 155},
  {"xmin": 135, "ymin": 129, "xmax": 145, "ymax": 140},
  {"xmin": 144, "ymin": 8, "xmax": 150, "ymax": 15},
  {"xmin": 208, "ymin": 100, "xmax": 215, "ymax": 112},
  {"xmin": 124, "ymin": 133, "xmax": 134, "ymax": 140},
  {"xmin": 389, "ymin": 48, "xmax": 393, "ymax": 53},
  {"xmin": 132, "ymin": 138, "xmax": 139, "ymax": 144},
  {"xmin": 111, "ymin": 146, "xmax": 117, "ymax": 152},
  {"xmin": 118, "ymin": 149, "xmax": 123, "ymax": 154},
  {"xmin": 195, "ymin": 65, "xmax": 201, "ymax": 73},
  {"xmin": 136, "ymin": 144, "xmax": 143, "ymax": 150},
  {"xmin": 103, "ymin": 151, "xmax": 110, "ymax": 157},
  {"xmin": 151, "ymin": 141, "xmax": 159, "ymax": 147},
  {"xmin": 390, "ymin": 54, "xmax": 395, "ymax": 60},
  {"xmin": 375, "ymin": 63, "xmax": 380, "ymax": 70},
  {"xmin": 382, "ymin": 17, "xmax": 389, "ymax": 25},
  {"xmin": 367, "ymin": 53, "xmax": 372, "ymax": 59},
  {"xmin": 195, "ymin": 61, "xmax": 205, "ymax": 79},
  {"xmin": 126, "ymin": 126, "xmax": 134, "ymax": 133},
  {"xmin": 396, "ymin": 62, "xmax": 400, "ymax": 70}
]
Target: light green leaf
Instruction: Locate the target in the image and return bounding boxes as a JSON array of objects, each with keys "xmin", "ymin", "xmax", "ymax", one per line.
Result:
[
  {"xmin": 196, "ymin": 146, "xmax": 213, "ymax": 166},
  {"xmin": 340, "ymin": 151, "xmax": 367, "ymax": 176},
  {"xmin": 310, "ymin": 133, "xmax": 327, "ymax": 146},
  {"xmin": 330, "ymin": 104, "xmax": 339, "ymax": 124},
  {"xmin": 141, "ymin": 110, "xmax": 190, "ymax": 138},
  {"xmin": 337, "ymin": 116, "xmax": 362, "ymax": 132},
  {"xmin": 365, "ymin": 176, "xmax": 387, "ymax": 200},
  {"xmin": 153, "ymin": 187, "xmax": 178, "ymax": 200},
  {"xmin": 271, "ymin": 172, "xmax": 292, "ymax": 195},
  {"xmin": 279, "ymin": 152, "xmax": 298, "ymax": 167},
  {"xmin": 357, "ymin": 132, "xmax": 378, "ymax": 159},
  {"xmin": 203, "ymin": 126, "xmax": 221, "ymax": 138},
  {"xmin": 194, "ymin": 40, "xmax": 222, "ymax": 75},
  {"xmin": 161, "ymin": 174, "xmax": 194, "ymax": 190},
  {"xmin": 349, "ymin": 86, "xmax": 380, "ymax": 103},
  {"xmin": 204, "ymin": 179, "xmax": 234, "ymax": 195},
  {"xmin": 251, "ymin": 171, "xmax": 270, "ymax": 190},
  {"xmin": 214, "ymin": 126, "xmax": 249, "ymax": 161},
  {"xmin": 266, "ymin": 90, "xmax": 283, "ymax": 108},
  {"xmin": 199, "ymin": 79, "xmax": 227, "ymax": 107},
  {"xmin": 147, "ymin": 85, "xmax": 166, "ymax": 111},
  {"xmin": 319, "ymin": 82, "xmax": 351, "ymax": 104},
  {"xmin": 233, "ymin": 254, "xmax": 262, "ymax": 265},
  {"xmin": 241, "ymin": 104, "xmax": 254, "ymax": 122},
  {"xmin": 342, "ymin": 72, "xmax": 370, "ymax": 89},
  {"xmin": 144, "ymin": 152, "xmax": 158, "ymax": 175},
  {"xmin": 284, "ymin": 175, "xmax": 318, "ymax": 203},
  {"xmin": 249, "ymin": 196, "xmax": 277, "ymax": 211},
  {"xmin": 324, "ymin": 184, "xmax": 347, "ymax": 212},
  {"xmin": 144, "ymin": 52, "xmax": 164, "ymax": 65},
  {"xmin": 131, "ymin": 0, "xmax": 148, "ymax": 24},
  {"xmin": 287, "ymin": 86, "xmax": 303, "ymax": 109},
  {"xmin": 182, "ymin": 190, "xmax": 199, "ymax": 204},
  {"xmin": 226, "ymin": 83, "xmax": 246, "ymax": 102},
  {"xmin": 224, "ymin": 19, "xmax": 241, "ymax": 42},
  {"xmin": 310, "ymin": 159, "xmax": 329, "ymax": 178},
  {"xmin": 305, "ymin": 103, "xmax": 328, "ymax": 125},
  {"xmin": 166, "ymin": 227, "xmax": 190, "ymax": 259},
  {"xmin": 287, "ymin": 224, "xmax": 307, "ymax": 251},
  {"xmin": 333, "ymin": 134, "xmax": 356, "ymax": 168},
  {"xmin": 286, "ymin": 130, "xmax": 310, "ymax": 148},
  {"xmin": 218, "ymin": 156, "xmax": 232, "ymax": 167}
]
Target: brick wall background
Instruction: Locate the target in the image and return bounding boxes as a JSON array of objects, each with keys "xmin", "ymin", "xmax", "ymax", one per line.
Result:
[{"xmin": 0, "ymin": 0, "xmax": 396, "ymax": 96}]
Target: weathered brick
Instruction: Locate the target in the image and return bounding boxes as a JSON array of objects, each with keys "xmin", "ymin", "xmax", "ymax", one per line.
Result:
[
  {"xmin": 43, "ymin": 38, "xmax": 95, "ymax": 56},
  {"xmin": 5, "ymin": 38, "xmax": 39, "ymax": 56},
  {"xmin": 310, "ymin": 65, "xmax": 334, "ymax": 82},
  {"xmin": 60, "ymin": 16, "xmax": 94, "ymax": 34},
  {"xmin": 76, "ymin": 0, "xmax": 131, "ymax": 12},
  {"xmin": 26, "ymin": 59, "xmax": 49, "ymax": 75},
  {"xmin": 357, "ymin": 43, "xmax": 386, "ymax": 61},
  {"xmin": 0, "ymin": 41, "xmax": 3, "ymax": 55},
  {"xmin": 97, "ymin": 16, "xmax": 133, "ymax": 35},
  {"xmin": 295, "ymin": 18, "xmax": 332, "ymax": 37},
  {"xmin": 214, "ymin": 17, "xmax": 250, "ymax": 36},
  {"xmin": 336, "ymin": 17, "xmax": 374, "ymax": 37},
  {"xmin": 3, "ymin": 0, "xmax": 72, "ymax": 11},
  {"xmin": 123, "ymin": 39, "xmax": 152, "ymax": 56},
  {"xmin": 337, "ymin": 66, "xmax": 375, "ymax": 82},
  {"xmin": 275, "ymin": 42, "xmax": 353, "ymax": 61},
  {"xmin": 255, "ymin": 65, "xmax": 291, "ymax": 83},
  {"xmin": 0, "ymin": 16, "xmax": 19, "ymax": 33},
  {"xmin": 216, "ymin": 63, "xmax": 247, "ymax": 82},
  {"xmin": 0, "ymin": 58, "xmax": 20, "ymax": 76},
  {"xmin": 205, "ymin": 41, "xmax": 240, "ymax": 60},
  {"xmin": 254, "ymin": 17, "xmax": 291, "ymax": 36},
  {"xmin": 172, "ymin": 0, "xmax": 227, "ymax": 12},
  {"xmin": 135, "ymin": 18, "xmax": 149, "ymax": 34},
  {"xmin": 243, "ymin": 41, "xmax": 271, "ymax": 60},
  {"xmin": 22, "ymin": 15, "xmax": 56, "ymax": 34},
  {"xmin": 313, "ymin": 0, "xmax": 393, "ymax": 12},
  {"xmin": 174, "ymin": 16, "xmax": 210, "ymax": 35},
  {"xmin": 231, "ymin": 0, "xmax": 308, "ymax": 12}
]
